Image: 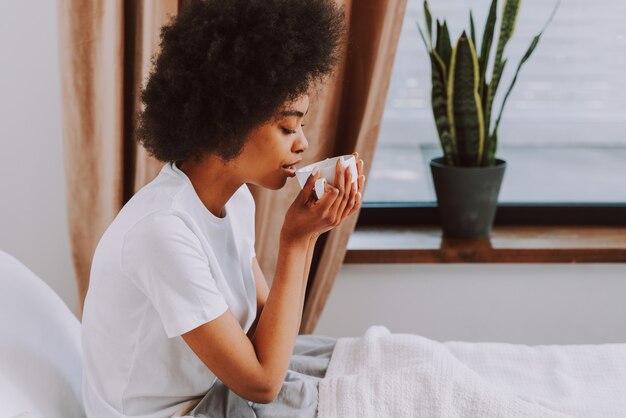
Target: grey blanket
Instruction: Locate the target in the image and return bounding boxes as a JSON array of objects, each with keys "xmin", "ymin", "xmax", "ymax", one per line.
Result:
[{"xmin": 187, "ymin": 334, "xmax": 337, "ymax": 418}]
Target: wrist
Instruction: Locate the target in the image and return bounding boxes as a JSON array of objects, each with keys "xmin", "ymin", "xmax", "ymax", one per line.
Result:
[
  {"xmin": 309, "ymin": 232, "xmax": 320, "ymax": 245},
  {"xmin": 280, "ymin": 228, "xmax": 313, "ymax": 248}
]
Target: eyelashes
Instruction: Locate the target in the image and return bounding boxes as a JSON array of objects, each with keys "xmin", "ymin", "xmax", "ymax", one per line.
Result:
[{"xmin": 282, "ymin": 124, "xmax": 305, "ymax": 135}]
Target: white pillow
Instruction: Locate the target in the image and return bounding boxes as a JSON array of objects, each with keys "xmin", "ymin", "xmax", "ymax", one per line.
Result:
[{"xmin": 0, "ymin": 250, "xmax": 84, "ymax": 418}]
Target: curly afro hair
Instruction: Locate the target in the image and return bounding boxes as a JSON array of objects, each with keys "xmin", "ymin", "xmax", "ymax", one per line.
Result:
[{"xmin": 137, "ymin": 0, "xmax": 346, "ymax": 163}]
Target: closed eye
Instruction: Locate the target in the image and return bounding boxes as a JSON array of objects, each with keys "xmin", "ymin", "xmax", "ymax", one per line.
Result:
[{"xmin": 282, "ymin": 124, "xmax": 305, "ymax": 135}]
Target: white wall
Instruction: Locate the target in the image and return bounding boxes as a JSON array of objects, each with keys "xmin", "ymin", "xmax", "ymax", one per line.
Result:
[
  {"xmin": 316, "ymin": 264, "xmax": 626, "ymax": 344},
  {"xmin": 1, "ymin": 2, "xmax": 625, "ymax": 345},
  {"xmin": 0, "ymin": 2, "xmax": 77, "ymax": 313}
]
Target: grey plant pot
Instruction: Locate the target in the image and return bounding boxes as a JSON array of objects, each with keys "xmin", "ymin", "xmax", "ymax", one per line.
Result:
[{"xmin": 430, "ymin": 157, "xmax": 506, "ymax": 239}]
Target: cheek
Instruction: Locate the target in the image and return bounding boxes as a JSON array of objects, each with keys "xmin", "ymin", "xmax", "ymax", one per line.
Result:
[
  {"xmin": 249, "ymin": 142, "xmax": 278, "ymax": 165},
  {"xmin": 264, "ymin": 134, "xmax": 289, "ymax": 160}
]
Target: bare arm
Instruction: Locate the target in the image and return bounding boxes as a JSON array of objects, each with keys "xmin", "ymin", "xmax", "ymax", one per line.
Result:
[
  {"xmin": 248, "ymin": 233, "xmax": 317, "ymax": 340},
  {"xmin": 296, "ymin": 234, "xmax": 318, "ymax": 332},
  {"xmin": 182, "ymin": 235, "xmax": 310, "ymax": 403},
  {"xmin": 181, "ymin": 170, "xmax": 340, "ymax": 404},
  {"xmin": 249, "ymin": 235, "xmax": 311, "ymax": 392},
  {"xmin": 246, "ymin": 257, "xmax": 270, "ymax": 340},
  {"xmin": 181, "ymin": 160, "xmax": 365, "ymax": 404},
  {"xmin": 296, "ymin": 153, "xmax": 364, "ymax": 333}
]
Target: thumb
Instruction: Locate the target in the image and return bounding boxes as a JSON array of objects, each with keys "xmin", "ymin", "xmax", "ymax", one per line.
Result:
[
  {"xmin": 304, "ymin": 167, "xmax": 320, "ymax": 190},
  {"xmin": 300, "ymin": 167, "xmax": 320, "ymax": 201}
]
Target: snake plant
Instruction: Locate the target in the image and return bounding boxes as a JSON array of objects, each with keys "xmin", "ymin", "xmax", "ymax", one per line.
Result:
[{"xmin": 418, "ymin": 0, "xmax": 559, "ymax": 167}]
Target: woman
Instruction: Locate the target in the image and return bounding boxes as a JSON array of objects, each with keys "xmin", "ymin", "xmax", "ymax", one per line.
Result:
[{"xmin": 81, "ymin": 0, "xmax": 364, "ymax": 417}]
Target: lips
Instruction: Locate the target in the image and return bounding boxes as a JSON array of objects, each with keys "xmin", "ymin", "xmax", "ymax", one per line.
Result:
[
  {"xmin": 281, "ymin": 160, "xmax": 301, "ymax": 177},
  {"xmin": 282, "ymin": 159, "xmax": 302, "ymax": 168}
]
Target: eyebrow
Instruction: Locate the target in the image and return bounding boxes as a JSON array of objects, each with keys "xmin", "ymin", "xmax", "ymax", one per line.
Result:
[{"xmin": 279, "ymin": 107, "xmax": 309, "ymax": 118}]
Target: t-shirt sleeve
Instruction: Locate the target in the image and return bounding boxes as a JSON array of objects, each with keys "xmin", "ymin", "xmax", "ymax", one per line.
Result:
[{"xmin": 121, "ymin": 212, "xmax": 229, "ymax": 338}]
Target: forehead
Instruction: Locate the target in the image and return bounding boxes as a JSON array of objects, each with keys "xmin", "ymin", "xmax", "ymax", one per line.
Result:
[{"xmin": 276, "ymin": 95, "xmax": 310, "ymax": 118}]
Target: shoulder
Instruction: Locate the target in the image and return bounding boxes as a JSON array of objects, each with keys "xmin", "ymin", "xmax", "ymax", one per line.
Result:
[
  {"xmin": 117, "ymin": 164, "xmax": 191, "ymax": 223},
  {"xmin": 120, "ymin": 211, "xmax": 207, "ymax": 275},
  {"xmin": 123, "ymin": 211, "xmax": 201, "ymax": 253},
  {"xmin": 127, "ymin": 209, "xmax": 188, "ymax": 232}
]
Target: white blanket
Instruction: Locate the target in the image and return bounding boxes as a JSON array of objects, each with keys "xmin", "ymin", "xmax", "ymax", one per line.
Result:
[{"xmin": 317, "ymin": 326, "xmax": 626, "ymax": 418}]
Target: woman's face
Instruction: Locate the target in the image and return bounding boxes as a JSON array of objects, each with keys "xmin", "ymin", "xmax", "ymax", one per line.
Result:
[{"xmin": 239, "ymin": 94, "xmax": 310, "ymax": 190}]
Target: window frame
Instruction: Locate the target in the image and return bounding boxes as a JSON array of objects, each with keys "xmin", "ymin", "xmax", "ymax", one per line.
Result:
[
  {"xmin": 352, "ymin": 0, "xmax": 626, "ymax": 260},
  {"xmin": 356, "ymin": 202, "xmax": 626, "ymax": 227},
  {"xmin": 349, "ymin": 203, "xmax": 626, "ymax": 264}
]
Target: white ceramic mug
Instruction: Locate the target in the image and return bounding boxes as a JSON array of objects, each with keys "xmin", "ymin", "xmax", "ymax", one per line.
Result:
[{"xmin": 296, "ymin": 154, "xmax": 358, "ymax": 199}]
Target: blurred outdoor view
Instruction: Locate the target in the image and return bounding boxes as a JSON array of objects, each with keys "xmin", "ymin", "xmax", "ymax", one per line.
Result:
[{"xmin": 364, "ymin": 0, "xmax": 626, "ymax": 203}]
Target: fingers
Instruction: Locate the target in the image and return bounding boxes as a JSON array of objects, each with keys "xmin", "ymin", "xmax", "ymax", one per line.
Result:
[
  {"xmin": 333, "ymin": 159, "xmax": 344, "ymax": 195},
  {"xmin": 353, "ymin": 151, "xmax": 363, "ymax": 178},
  {"xmin": 337, "ymin": 163, "xmax": 354, "ymax": 219},
  {"xmin": 302, "ymin": 167, "xmax": 321, "ymax": 203},
  {"xmin": 315, "ymin": 153, "xmax": 367, "ymax": 229},
  {"xmin": 305, "ymin": 167, "xmax": 320, "ymax": 186},
  {"xmin": 352, "ymin": 151, "xmax": 365, "ymax": 195},
  {"xmin": 328, "ymin": 161, "xmax": 355, "ymax": 225},
  {"xmin": 348, "ymin": 151, "xmax": 365, "ymax": 217},
  {"xmin": 347, "ymin": 190, "xmax": 362, "ymax": 217},
  {"xmin": 341, "ymin": 182, "xmax": 357, "ymax": 219},
  {"xmin": 315, "ymin": 181, "xmax": 339, "ymax": 209},
  {"xmin": 328, "ymin": 160, "xmax": 345, "ymax": 211}
]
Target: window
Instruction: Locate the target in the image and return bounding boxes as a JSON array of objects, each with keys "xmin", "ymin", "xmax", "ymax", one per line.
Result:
[{"xmin": 361, "ymin": 0, "xmax": 626, "ymax": 226}]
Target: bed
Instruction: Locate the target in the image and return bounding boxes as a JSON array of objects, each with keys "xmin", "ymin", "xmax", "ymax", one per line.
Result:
[
  {"xmin": 2, "ymin": 249, "xmax": 625, "ymax": 418},
  {"xmin": 0, "ymin": 250, "xmax": 83, "ymax": 418},
  {"xmin": 317, "ymin": 326, "xmax": 626, "ymax": 417}
]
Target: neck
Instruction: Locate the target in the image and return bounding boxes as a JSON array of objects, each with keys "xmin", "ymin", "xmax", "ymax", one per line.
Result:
[{"xmin": 177, "ymin": 155, "xmax": 243, "ymax": 218}]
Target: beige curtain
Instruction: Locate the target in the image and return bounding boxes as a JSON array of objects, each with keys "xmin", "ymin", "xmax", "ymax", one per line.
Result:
[
  {"xmin": 251, "ymin": 0, "xmax": 407, "ymax": 334},
  {"xmin": 57, "ymin": 0, "xmax": 186, "ymax": 318},
  {"xmin": 58, "ymin": 0, "xmax": 407, "ymax": 324}
]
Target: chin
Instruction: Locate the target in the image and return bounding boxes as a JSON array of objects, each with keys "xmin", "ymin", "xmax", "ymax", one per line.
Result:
[{"xmin": 255, "ymin": 175, "xmax": 288, "ymax": 190}]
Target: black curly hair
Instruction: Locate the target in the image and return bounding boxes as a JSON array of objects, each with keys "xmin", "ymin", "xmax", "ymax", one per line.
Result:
[{"xmin": 137, "ymin": 0, "xmax": 346, "ymax": 164}]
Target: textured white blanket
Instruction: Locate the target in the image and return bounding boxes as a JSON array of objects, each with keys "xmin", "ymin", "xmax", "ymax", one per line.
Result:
[{"xmin": 317, "ymin": 326, "xmax": 626, "ymax": 418}]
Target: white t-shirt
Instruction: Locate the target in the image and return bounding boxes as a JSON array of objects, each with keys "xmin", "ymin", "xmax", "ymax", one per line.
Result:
[{"xmin": 81, "ymin": 161, "xmax": 258, "ymax": 418}]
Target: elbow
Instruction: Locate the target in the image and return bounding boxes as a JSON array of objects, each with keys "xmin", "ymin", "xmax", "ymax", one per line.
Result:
[
  {"xmin": 251, "ymin": 393, "xmax": 276, "ymax": 405},
  {"xmin": 238, "ymin": 365, "xmax": 283, "ymax": 404},
  {"xmin": 248, "ymin": 382, "xmax": 281, "ymax": 404}
]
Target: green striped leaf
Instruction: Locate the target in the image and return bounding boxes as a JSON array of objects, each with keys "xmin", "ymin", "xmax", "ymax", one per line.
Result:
[
  {"xmin": 431, "ymin": 51, "xmax": 456, "ymax": 164},
  {"xmin": 494, "ymin": 0, "xmax": 521, "ymax": 67},
  {"xmin": 438, "ymin": 22, "xmax": 452, "ymax": 69},
  {"xmin": 483, "ymin": 131, "xmax": 498, "ymax": 166},
  {"xmin": 416, "ymin": 21, "xmax": 430, "ymax": 52},
  {"xmin": 485, "ymin": 0, "xmax": 520, "ymax": 133},
  {"xmin": 470, "ymin": 11, "xmax": 477, "ymax": 47},
  {"xmin": 479, "ymin": 0, "xmax": 498, "ymax": 101},
  {"xmin": 489, "ymin": 0, "xmax": 561, "ymax": 153},
  {"xmin": 491, "ymin": 37, "xmax": 539, "ymax": 138},
  {"xmin": 447, "ymin": 32, "xmax": 485, "ymax": 166},
  {"xmin": 424, "ymin": 0, "xmax": 433, "ymax": 46}
]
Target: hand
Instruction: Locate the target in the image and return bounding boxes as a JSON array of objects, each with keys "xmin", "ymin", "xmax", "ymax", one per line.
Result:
[
  {"xmin": 344, "ymin": 151, "xmax": 365, "ymax": 218},
  {"xmin": 281, "ymin": 152, "xmax": 366, "ymax": 243}
]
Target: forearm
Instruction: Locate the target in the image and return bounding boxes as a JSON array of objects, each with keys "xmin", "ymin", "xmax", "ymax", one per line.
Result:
[
  {"xmin": 251, "ymin": 234, "xmax": 310, "ymax": 394},
  {"xmin": 246, "ymin": 307, "xmax": 261, "ymax": 340},
  {"xmin": 247, "ymin": 234, "xmax": 316, "ymax": 340},
  {"xmin": 296, "ymin": 234, "xmax": 318, "ymax": 332},
  {"xmin": 303, "ymin": 234, "xmax": 318, "ymax": 288}
]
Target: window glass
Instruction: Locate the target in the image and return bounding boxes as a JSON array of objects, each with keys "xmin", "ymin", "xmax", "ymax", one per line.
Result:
[{"xmin": 365, "ymin": 0, "xmax": 626, "ymax": 203}]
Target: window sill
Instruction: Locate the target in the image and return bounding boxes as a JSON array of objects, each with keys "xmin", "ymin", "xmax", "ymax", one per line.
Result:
[{"xmin": 345, "ymin": 225, "xmax": 626, "ymax": 263}]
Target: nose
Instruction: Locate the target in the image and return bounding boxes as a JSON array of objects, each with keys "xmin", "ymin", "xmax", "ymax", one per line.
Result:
[{"xmin": 293, "ymin": 131, "xmax": 308, "ymax": 154}]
